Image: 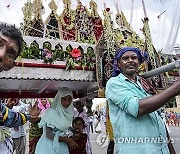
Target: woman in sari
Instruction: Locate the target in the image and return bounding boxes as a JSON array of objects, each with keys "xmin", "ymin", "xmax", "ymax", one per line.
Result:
[{"xmin": 29, "ymin": 98, "xmax": 50, "ymax": 154}]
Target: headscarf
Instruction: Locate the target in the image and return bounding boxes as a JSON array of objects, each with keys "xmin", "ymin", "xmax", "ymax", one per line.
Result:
[
  {"xmin": 113, "ymin": 47, "xmax": 148, "ymax": 77},
  {"xmin": 38, "ymin": 98, "xmax": 50, "ymax": 113},
  {"xmin": 41, "ymin": 87, "xmax": 74, "ymax": 131}
]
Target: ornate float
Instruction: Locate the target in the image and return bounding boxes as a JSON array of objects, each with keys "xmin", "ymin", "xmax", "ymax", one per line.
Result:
[{"xmin": 0, "ymin": 0, "xmax": 178, "ymax": 100}]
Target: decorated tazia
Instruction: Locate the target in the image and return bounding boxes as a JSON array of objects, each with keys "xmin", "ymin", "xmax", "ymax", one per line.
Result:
[
  {"xmin": 20, "ymin": 0, "xmax": 166, "ymax": 91},
  {"xmin": 75, "ymin": 0, "xmax": 94, "ymax": 43},
  {"xmin": 89, "ymin": 0, "xmax": 103, "ymax": 43},
  {"xmin": 141, "ymin": 0, "xmax": 166, "ymax": 89},
  {"xmin": 42, "ymin": 48, "xmax": 53, "ymax": 64},
  {"xmin": 60, "ymin": 0, "xmax": 76, "ymax": 41},
  {"xmin": 70, "ymin": 48, "xmax": 81, "ymax": 58}
]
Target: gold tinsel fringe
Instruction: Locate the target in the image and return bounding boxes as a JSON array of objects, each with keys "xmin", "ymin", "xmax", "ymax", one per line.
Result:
[{"xmin": 98, "ymin": 88, "xmax": 105, "ymax": 98}]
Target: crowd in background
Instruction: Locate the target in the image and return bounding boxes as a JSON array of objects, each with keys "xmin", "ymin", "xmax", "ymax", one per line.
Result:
[
  {"xmin": 0, "ymin": 97, "xmax": 106, "ymax": 154},
  {"xmin": 165, "ymin": 111, "xmax": 180, "ymax": 127},
  {"xmin": 1, "ymin": 97, "xmax": 179, "ymax": 154}
]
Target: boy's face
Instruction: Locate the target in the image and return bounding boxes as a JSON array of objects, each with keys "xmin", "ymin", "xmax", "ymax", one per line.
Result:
[
  {"xmin": 0, "ymin": 32, "xmax": 19, "ymax": 72},
  {"xmin": 74, "ymin": 101, "xmax": 84, "ymax": 111}
]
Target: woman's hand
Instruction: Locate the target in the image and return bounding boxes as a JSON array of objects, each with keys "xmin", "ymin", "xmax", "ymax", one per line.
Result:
[
  {"xmin": 59, "ymin": 136, "xmax": 79, "ymax": 149},
  {"xmin": 67, "ymin": 138, "xmax": 79, "ymax": 149},
  {"xmin": 29, "ymin": 101, "xmax": 41, "ymax": 123}
]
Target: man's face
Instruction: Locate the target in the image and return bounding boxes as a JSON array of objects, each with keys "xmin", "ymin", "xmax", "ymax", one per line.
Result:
[
  {"xmin": 6, "ymin": 98, "xmax": 19, "ymax": 109},
  {"xmin": 118, "ymin": 51, "xmax": 140, "ymax": 75},
  {"xmin": 74, "ymin": 101, "xmax": 84, "ymax": 111},
  {"xmin": 0, "ymin": 32, "xmax": 19, "ymax": 72}
]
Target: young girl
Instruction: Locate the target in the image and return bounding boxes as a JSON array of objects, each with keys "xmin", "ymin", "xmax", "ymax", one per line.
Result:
[
  {"xmin": 69, "ymin": 117, "xmax": 87, "ymax": 154},
  {"xmin": 35, "ymin": 87, "xmax": 78, "ymax": 154}
]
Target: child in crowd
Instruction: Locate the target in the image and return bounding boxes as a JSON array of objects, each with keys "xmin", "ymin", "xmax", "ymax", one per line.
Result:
[
  {"xmin": 69, "ymin": 117, "xmax": 87, "ymax": 154},
  {"xmin": 74, "ymin": 101, "xmax": 92, "ymax": 154}
]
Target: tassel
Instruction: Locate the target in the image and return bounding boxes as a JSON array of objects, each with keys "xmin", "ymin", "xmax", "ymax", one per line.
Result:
[{"xmin": 98, "ymin": 88, "xmax": 105, "ymax": 98}]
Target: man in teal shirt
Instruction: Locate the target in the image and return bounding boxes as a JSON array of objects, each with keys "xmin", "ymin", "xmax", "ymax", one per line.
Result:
[{"xmin": 106, "ymin": 47, "xmax": 179, "ymax": 154}]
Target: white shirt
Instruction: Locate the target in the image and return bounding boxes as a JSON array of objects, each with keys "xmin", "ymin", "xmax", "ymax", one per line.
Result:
[{"xmin": 11, "ymin": 101, "xmax": 26, "ymax": 139}]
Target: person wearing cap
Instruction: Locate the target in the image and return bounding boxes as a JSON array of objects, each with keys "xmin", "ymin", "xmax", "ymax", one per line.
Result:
[{"xmin": 105, "ymin": 47, "xmax": 179, "ymax": 154}]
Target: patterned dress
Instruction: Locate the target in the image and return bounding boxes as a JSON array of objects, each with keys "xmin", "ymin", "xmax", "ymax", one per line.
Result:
[
  {"xmin": 69, "ymin": 133, "xmax": 87, "ymax": 154},
  {"xmin": 74, "ymin": 109, "xmax": 92, "ymax": 154},
  {"xmin": 29, "ymin": 123, "xmax": 43, "ymax": 154}
]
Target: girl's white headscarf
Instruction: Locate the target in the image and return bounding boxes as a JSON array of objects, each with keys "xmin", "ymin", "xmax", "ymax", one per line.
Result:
[{"xmin": 41, "ymin": 87, "xmax": 74, "ymax": 131}]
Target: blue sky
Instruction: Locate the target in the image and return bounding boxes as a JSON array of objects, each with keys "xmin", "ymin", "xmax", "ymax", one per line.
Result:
[{"xmin": 0, "ymin": 0, "xmax": 179, "ymax": 52}]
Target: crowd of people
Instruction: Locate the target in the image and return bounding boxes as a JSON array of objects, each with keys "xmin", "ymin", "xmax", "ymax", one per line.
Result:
[
  {"xmin": 0, "ymin": 96, "xmax": 105, "ymax": 154},
  {"xmin": 165, "ymin": 111, "xmax": 180, "ymax": 127},
  {"xmin": 0, "ymin": 22, "xmax": 180, "ymax": 154},
  {"xmin": 1, "ymin": 95, "xmax": 179, "ymax": 154}
]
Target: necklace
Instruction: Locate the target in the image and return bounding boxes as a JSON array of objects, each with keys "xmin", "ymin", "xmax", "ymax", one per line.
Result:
[{"xmin": 74, "ymin": 132, "xmax": 81, "ymax": 136}]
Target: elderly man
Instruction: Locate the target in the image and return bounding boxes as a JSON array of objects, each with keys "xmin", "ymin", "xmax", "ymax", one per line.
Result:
[{"xmin": 106, "ymin": 47, "xmax": 179, "ymax": 154}]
